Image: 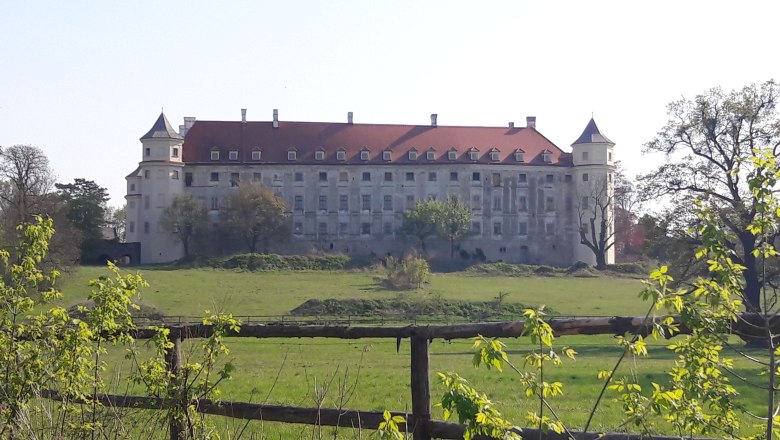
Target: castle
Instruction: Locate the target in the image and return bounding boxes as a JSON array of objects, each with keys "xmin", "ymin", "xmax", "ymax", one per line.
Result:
[{"xmin": 125, "ymin": 110, "xmax": 615, "ymax": 265}]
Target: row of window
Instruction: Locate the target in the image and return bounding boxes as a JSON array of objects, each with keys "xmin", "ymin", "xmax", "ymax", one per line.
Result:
[
  {"xmin": 209, "ymin": 148, "xmax": 552, "ymax": 163},
  {"xmin": 290, "ymin": 219, "xmax": 566, "ymax": 237},
  {"xmin": 144, "ymin": 147, "xmax": 180, "ymax": 158}
]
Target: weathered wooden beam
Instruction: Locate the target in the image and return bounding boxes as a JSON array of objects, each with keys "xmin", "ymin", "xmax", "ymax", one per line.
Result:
[{"xmin": 410, "ymin": 336, "xmax": 431, "ymax": 439}]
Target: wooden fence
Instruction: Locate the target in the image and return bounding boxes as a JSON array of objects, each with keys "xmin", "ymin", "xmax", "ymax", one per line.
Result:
[{"xmin": 53, "ymin": 315, "xmax": 766, "ymax": 440}]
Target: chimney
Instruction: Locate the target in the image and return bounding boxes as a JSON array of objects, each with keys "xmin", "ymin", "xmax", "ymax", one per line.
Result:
[
  {"xmin": 431, "ymin": 113, "xmax": 438, "ymax": 127},
  {"xmin": 508, "ymin": 122, "xmax": 515, "ymax": 128},
  {"xmin": 180, "ymin": 117, "xmax": 196, "ymax": 136},
  {"xmin": 526, "ymin": 116, "xmax": 536, "ymax": 129},
  {"xmin": 241, "ymin": 108, "xmax": 247, "ymax": 123},
  {"xmin": 348, "ymin": 111, "xmax": 353, "ymax": 124},
  {"xmin": 272, "ymin": 109, "xmax": 279, "ymax": 128}
]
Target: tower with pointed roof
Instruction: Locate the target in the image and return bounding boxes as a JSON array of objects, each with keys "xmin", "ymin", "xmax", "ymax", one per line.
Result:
[
  {"xmin": 125, "ymin": 113, "xmax": 185, "ymax": 263},
  {"xmin": 570, "ymin": 118, "xmax": 616, "ymax": 266}
]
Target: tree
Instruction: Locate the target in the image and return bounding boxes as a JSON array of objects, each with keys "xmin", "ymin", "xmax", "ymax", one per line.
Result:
[
  {"xmin": 639, "ymin": 79, "xmax": 780, "ymax": 310},
  {"xmin": 436, "ymin": 196, "xmax": 472, "ymax": 258},
  {"xmin": 105, "ymin": 205, "xmax": 126, "ymax": 242},
  {"xmin": 55, "ymin": 179, "xmax": 109, "ymax": 257},
  {"xmin": 0, "ymin": 144, "xmax": 55, "ymax": 228},
  {"xmin": 160, "ymin": 194, "xmax": 207, "ymax": 257},
  {"xmin": 612, "ymin": 163, "xmax": 644, "ymax": 261},
  {"xmin": 398, "ymin": 198, "xmax": 443, "ymax": 254},
  {"xmin": 220, "ymin": 184, "xmax": 290, "ymax": 253},
  {"xmin": 577, "ymin": 176, "xmax": 616, "ymax": 270}
]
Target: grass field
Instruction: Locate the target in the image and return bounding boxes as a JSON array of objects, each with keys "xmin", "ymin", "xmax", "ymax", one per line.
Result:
[{"xmin": 56, "ymin": 265, "xmax": 769, "ymax": 438}]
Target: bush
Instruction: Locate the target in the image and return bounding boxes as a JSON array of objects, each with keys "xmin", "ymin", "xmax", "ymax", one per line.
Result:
[
  {"xmin": 608, "ymin": 262, "xmax": 647, "ymax": 274},
  {"xmin": 213, "ymin": 254, "xmax": 370, "ymax": 271},
  {"xmin": 383, "ymin": 255, "xmax": 431, "ymax": 290},
  {"xmin": 533, "ymin": 265, "xmax": 557, "ymax": 275}
]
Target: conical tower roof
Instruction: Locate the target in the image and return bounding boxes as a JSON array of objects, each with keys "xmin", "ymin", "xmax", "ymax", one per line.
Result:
[
  {"xmin": 572, "ymin": 118, "xmax": 613, "ymax": 146},
  {"xmin": 140, "ymin": 112, "xmax": 183, "ymax": 140}
]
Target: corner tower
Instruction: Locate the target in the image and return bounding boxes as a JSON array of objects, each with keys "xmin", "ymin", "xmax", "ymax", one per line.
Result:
[
  {"xmin": 125, "ymin": 113, "xmax": 185, "ymax": 263},
  {"xmin": 570, "ymin": 118, "xmax": 616, "ymax": 266}
]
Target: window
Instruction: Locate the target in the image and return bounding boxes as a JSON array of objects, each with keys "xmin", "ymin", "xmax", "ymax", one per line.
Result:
[
  {"xmin": 172, "ymin": 147, "xmax": 179, "ymax": 158},
  {"xmin": 518, "ymin": 173, "xmax": 527, "ymax": 183},
  {"xmin": 469, "ymin": 151, "xmax": 479, "ymax": 161},
  {"xmin": 362, "ymin": 172, "xmax": 371, "ymax": 182},
  {"xmin": 566, "ymin": 197, "xmax": 573, "ymax": 211},
  {"xmin": 384, "ymin": 172, "xmax": 393, "ymax": 182},
  {"xmin": 361, "ymin": 222, "xmax": 371, "ymax": 235},
  {"xmin": 336, "ymin": 150, "xmax": 346, "ymax": 161},
  {"xmin": 252, "ymin": 150, "xmax": 262, "ymax": 160},
  {"xmin": 608, "ymin": 173, "xmax": 613, "ymax": 183},
  {"xmin": 490, "ymin": 151, "xmax": 500, "ymax": 161},
  {"xmin": 448, "ymin": 150, "xmax": 457, "ymax": 160},
  {"xmin": 565, "ymin": 174, "xmax": 572, "ymax": 183},
  {"xmin": 518, "ymin": 221, "xmax": 528, "ymax": 236},
  {"xmin": 405, "ymin": 195, "xmax": 415, "ymax": 209},
  {"xmin": 339, "ymin": 195, "xmax": 349, "ymax": 212},
  {"xmin": 143, "ymin": 222, "xmax": 150, "ymax": 233},
  {"xmin": 294, "ymin": 172, "xmax": 304, "ymax": 182},
  {"xmin": 493, "ymin": 222, "xmax": 502, "ymax": 235},
  {"xmin": 339, "ymin": 172, "xmax": 349, "ymax": 182},
  {"xmin": 210, "ymin": 197, "xmax": 218, "ymax": 210},
  {"xmin": 499, "ymin": 246, "xmax": 506, "ymax": 253},
  {"xmin": 426, "ymin": 150, "xmax": 435, "ymax": 160},
  {"xmin": 546, "ymin": 223, "xmax": 555, "ymax": 235},
  {"xmin": 546, "ymin": 174, "xmax": 554, "ymax": 184},
  {"xmin": 383, "ymin": 150, "xmax": 391, "ymax": 161},
  {"xmin": 211, "ymin": 151, "xmax": 219, "ymax": 160},
  {"xmin": 428, "ymin": 172, "xmax": 437, "ymax": 182},
  {"xmin": 230, "ymin": 172, "xmax": 239, "ymax": 187},
  {"xmin": 361, "ymin": 194, "xmax": 371, "ymax": 211},
  {"xmin": 294, "ymin": 222, "xmax": 303, "ymax": 235},
  {"xmin": 184, "ymin": 173, "xmax": 192, "ymax": 187},
  {"xmin": 361, "ymin": 150, "xmax": 370, "ymax": 160},
  {"xmin": 542, "ymin": 151, "xmax": 552, "ymax": 163},
  {"xmin": 287, "ymin": 151, "xmax": 297, "ymax": 161},
  {"xmin": 130, "ymin": 183, "xmax": 136, "ymax": 192},
  {"xmin": 315, "ymin": 151, "xmax": 325, "ymax": 161},
  {"xmin": 449, "ymin": 172, "xmax": 458, "ymax": 181},
  {"xmin": 405, "ymin": 172, "xmax": 415, "ymax": 182},
  {"xmin": 546, "ymin": 196, "xmax": 555, "ymax": 211},
  {"xmin": 145, "ymin": 147, "xmax": 150, "ymax": 157},
  {"xmin": 514, "ymin": 151, "xmax": 524, "ymax": 162},
  {"xmin": 518, "ymin": 196, "xmax": 527, "ymax": 211},
  {"xmin": 472, "ymin": 172, "xmax": 481, "ymax": 181},
  {"xmin": 318, "ymin": 195, "xmax": 327, "ymax": 211},
  {"xmin": 294, "ymin": 195, "xmax": 304, "ymax": 211},
  {"xmin": 493, "ymin": 196, "xmax": 502, "ymax": 211},
  {"xmin": 229, "ymin": 151, "xmax": 238, "ymax": 160},
  {"xmin": 210, "ymin": 172, "xmax": 219, "ymax": 182},
  {"xmin": 319, "ymin": 171, "xmax": 328, "ymax": 182},
  {"xmin": 608, "ymin": 152, "xmax": 613, "ymax": 161},
  {"xmin": 252, "ymin": 172, "xmax": 262, "ymax": 182},
  {"xmin": 471, "ymin": 194, "xmax": 481, "ymax": 210},
  {"xmin": 144, "ymin": 170, "xmax": 150, "ymax": 179},
  {"xmin": 128, "ymin": 221, "xmax": 135, "ymax": 233},
  {"xmin": 582, "ymin": 151, "xmax": 589, "ymax": 161},
  {"xmin": 383, "ymin": 195, "xmax": 393, "ymax": 211},
  {"xmin": 408, "ymin": 150, "xmax": 417, "ymax": 160},
  {"xmin": 318, "ymin": 222, "xmax": 327, "ymax": 235},
  {"xmin": 581, "ymin": 196, "xmax": 589, "ymax": 209},
  {"xmin": 383, "ymin": 222, "xmax": 393, "ymax": 235},
  {"xmin": 583, "ymin": 173, "xmax": 589, "ymax": 182},
  {"xmin": 339, "ymin": 222, "xmax": 348, "ymax": 234},
  {"xmin": 471, "ymin": 221, "xmax": 481, "ymax": 234},
  {"xmin": 492, "ymin": 173, "xmax": 501, "ymax": 187}
]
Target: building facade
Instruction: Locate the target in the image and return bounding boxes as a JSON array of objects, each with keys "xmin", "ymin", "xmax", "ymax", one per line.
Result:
[{"xmin": 126, "ymin": 110, "xmax": 615, "ymax": 265}]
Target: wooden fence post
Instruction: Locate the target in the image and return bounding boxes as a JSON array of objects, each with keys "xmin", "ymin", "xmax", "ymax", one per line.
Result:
[
  {"xmin": 165, "ymin": 328, "xmax": 185, "ymax": 440},
  {"xmin": 410, "ymin": 335, "xmax": 431, "ymax": 440}
]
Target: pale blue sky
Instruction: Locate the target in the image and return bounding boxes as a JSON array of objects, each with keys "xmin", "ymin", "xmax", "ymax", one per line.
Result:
[{"xmin": 1, "ymin": 1, "xmax": 778, "ymax": 206}]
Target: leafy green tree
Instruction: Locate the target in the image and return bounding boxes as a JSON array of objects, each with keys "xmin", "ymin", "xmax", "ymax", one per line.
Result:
[
  {"xmin": 436, "ymin": 196, "xmax": 471, "ymax": 258},
  {"xmin": 639, "ymin": 79, "xmax": 780, "ymax": 310},
  {"xmin": 55, "ymin": 178, "xmax": 110, "ymax": 257},
  {"xmin": 399, "ymin": 198, "xmax": 443, "ymax": 254},
  {"xmin": 220, "ymin": 184, "xmax": 290, "ymax": 253},
  {"xmin": 160, "ymin": 194, "xmax": 207, "ymax": 257}
]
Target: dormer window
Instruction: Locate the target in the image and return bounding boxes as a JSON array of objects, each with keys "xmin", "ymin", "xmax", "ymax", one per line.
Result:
[
  {"xmin": 383, "ymin": 150, "xmax": 392, "ymax": 161},
  {"xmin": 315, "ymin": 151, "xmax": 325, "ymax": 161},
  {"xmin": 336, "ymin": 150, "xmax": 346, "ymax": 161},
  {"xmin": 229, "ymin": 151, "xmax": 238, "ymax": 160},
  {"xmin": 288, "ymin": 150, "xmax": 297, "ymax": 161},
  {"xmin": 210, "ymin": 150, "xmax": 219, "ymax": 161},
  {"xmin": 360, "ymin": 150, "xmax": 370, "ymax": 160},
  {"xmin": 426, "ymin": 150, "xmax": 435, "ymax": 160},
  {"xmin": 469, "ymin": 149, "xmax": 479, "ymax": 161},
  {"xmin": 408, "ymin": 150, "xmax": 417, "ymax": 160},
  {"xmin": 448, "ymin": 150, "xmax": 457, "ymax": 160},
  {"xmin": 251, "ymin": 150, "xmax": 261, "ymax": 160},
  {"xmin": 514, "ymin": 150, "xmax": 525, "ymax": 162},
  {"xmin": 489, "ymin": 149, "xmax": 500, "ymax": 161},
  {"xmin": 542, "ymin": 150, "xmax": 553, "ymax": 163}
]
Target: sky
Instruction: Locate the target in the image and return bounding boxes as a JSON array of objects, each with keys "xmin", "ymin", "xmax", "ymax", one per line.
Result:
[{"xmin": 1, "ymin": 1, "xmax": 779, "ymax": 207}]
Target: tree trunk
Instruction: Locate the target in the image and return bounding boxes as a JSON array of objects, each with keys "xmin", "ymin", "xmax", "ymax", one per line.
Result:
[
  {"xmin": 740, "ymin": 232, "xmax": 762, "ymax": 312},
  {"xmin": 595, "ymin": 252, "xmax": 607, "ymax": 271},
  {"xmin": 450, "ymin": 238, "xmax": 455, "ymax": 258}
]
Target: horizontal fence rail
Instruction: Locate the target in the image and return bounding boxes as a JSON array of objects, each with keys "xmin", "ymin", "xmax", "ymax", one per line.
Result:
[{"xmin": 51, "ymin": 315, "xmax": 772, "ymax": 439}]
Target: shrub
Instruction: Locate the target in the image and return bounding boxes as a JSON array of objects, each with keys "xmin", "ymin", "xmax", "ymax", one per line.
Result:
[
  {"xmin": 216, "ymin": 253, "xmax": 368, "ymax": 271},
  {"xmin": 608, "ymin": 262, "xmax": 647, "ymax": 274},
  {"xmin": 383, "ymin": 255, "xmax": 430, "ymax": 290}
]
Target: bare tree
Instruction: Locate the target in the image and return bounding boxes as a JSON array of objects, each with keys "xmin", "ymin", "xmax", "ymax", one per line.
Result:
[
  {"xmin": 160, "ymin": 194, "xmax": 207, "ymax": 257},
  {"xmin": 0, "ymin": 145, "xmax": 55, "ymax": 227},
  {"xmin": 577, "ymin": 176, "xmax": 615, "ymax": 270}
]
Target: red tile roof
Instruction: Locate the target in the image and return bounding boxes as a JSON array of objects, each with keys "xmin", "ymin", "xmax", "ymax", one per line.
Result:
[{"xmin": 182, "ymin": 120, "xmax": 571, "ymax": 166}]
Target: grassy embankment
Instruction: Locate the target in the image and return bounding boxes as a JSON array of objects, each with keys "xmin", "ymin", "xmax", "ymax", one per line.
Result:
[{"xmin": 54, "ymin": 266, "xmax": 768, "ymax": 438}]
